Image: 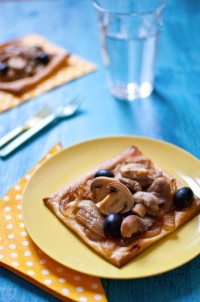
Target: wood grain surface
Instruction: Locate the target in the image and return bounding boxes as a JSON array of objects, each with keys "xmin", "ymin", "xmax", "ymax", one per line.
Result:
[{"xmin": 0, "ymin": 0, "xmax": 200, "ymax": 302}]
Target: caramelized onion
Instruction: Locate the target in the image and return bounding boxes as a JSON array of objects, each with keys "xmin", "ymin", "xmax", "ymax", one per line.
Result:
[
  {"xmin": 163, "ymin": 213, "xmax": 175, "ymax": 231},
  {"xmin": 158, "ymin": 198, "xmax": 173, "ymax": 216},
  {"xmin": 75, "ymin": 200, "xmax": 105, "ymax": 238},
  {"xmin": 60, "ymin": 199, "xmax": 79, "ymax": 216},
  {"xmin": 141, "ymin": 226, "xmax": 162, "ymax": 238}
]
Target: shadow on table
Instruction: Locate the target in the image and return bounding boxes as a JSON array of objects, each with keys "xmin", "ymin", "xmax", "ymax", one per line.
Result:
[{"xmin": 103, "ymin": 256, "xmax": 200, "ymax": 302}]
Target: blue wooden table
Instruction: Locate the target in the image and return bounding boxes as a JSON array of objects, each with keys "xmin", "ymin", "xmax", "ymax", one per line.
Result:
[{"xmin": 0, "ymin": 1, "xmax": 200, "ymax": 301}]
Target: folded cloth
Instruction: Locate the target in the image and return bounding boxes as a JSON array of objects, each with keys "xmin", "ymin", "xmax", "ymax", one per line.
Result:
[
  {"xmin": 0, "ymin": 34, "xmax": 96, "ymax": 113},
  {"xmin": 0, "ymin": 143, "xmax": 107, "ymax": 302}
]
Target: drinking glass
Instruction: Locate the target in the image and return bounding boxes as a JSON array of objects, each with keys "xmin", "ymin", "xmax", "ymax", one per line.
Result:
[{"xmin": 93, "ymin": 0, "xmax": 167, "ymax": 101}]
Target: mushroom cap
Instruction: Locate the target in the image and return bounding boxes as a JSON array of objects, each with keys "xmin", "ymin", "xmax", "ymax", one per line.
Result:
[
  {"xmin": 8, "ymin": 57, "xmax": 27, "ymax": 70},
  {"xmin": 90, "ymin": 176, "xmax": 114, "ymax": 202},
  {"xmin": 121, "ymin": 215, "xmax": 143, "ymax": 237},
  {"xmin": 120, "ymin": 163, "xmax": 148, "ymax": 179},
  {"xmin": 132, "ymin": 191, "xmax": 164, "ymax": 207},
  {"xmin": 121, "ymin": 215, "xmax": 154, "ymax": 238},
  {"xmin": 96, "ymin": 181, "xmax": 135, "ymax": 215}
]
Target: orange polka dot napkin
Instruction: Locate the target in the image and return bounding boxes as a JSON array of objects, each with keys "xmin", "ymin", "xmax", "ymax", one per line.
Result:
[
  {"xmin": 0, "ymin": 143, "xmax": 107, "ymax": 302},
  {"xmin": 0, "ymin": 34, "xmax": 96, "ymax": 113}
]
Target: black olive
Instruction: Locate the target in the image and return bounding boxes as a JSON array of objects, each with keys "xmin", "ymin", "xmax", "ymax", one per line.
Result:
[
  {"xmin": 174, "ymin": 187, "xmax": 194, "ymax": 209},
  {"xmin": 0, "ymin": 62, "xmax": 9, "ymax": 73},
  {"xmin": 104, "ymin": 213, "xmax": 123, "ymax": 238},
  {"xmin": 94, "ymin": 169, "xmax": 114, "ymax": 178},
  {"xmin": 37, "ymin": 52, "xmax": 50, "ymax": 64}
]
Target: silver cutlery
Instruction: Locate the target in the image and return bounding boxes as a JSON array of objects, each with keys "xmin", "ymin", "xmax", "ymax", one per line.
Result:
[
  {"xmin": 0, "ymin": 95, "xmax": 83, "ymax": 158},
  {"xmin": 0, "ymin": 105, "xmax": 52, "ymax": 149}
]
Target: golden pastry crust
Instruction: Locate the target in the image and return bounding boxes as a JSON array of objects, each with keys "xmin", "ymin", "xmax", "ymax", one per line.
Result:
[
  {"xmin": 0, "ymin": 34, "xmax": 69, "ymax": 94},
  {"xmin": 43, "ymin": 146, "xmax": 200, "ymax": 267}
]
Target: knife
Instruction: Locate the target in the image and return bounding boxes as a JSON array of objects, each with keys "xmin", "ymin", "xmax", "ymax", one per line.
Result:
[
  {"xmin": 0, "ymin": 114, "xmax": 56, "ymax": 158},
  {"xmin": 0, "ymin": 95, "xmax": 83, "ymax": 157},
  {"xmin": 0, "ymin": 105, "xmax": 51, "ymax": 149}
]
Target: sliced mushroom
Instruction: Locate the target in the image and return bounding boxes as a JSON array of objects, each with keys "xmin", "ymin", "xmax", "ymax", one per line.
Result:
[
  {"xmin": 90, "ymin": 177, "xmax": 114, "ymax": 202},
  {"xmin": 147, "ymin": 177, "xmax": 174, "ymax": 198},
  {"xmin": 133, "ymin": 191, "xmax": 164, "ymax": 207},
  {"xmin": 132, "ymin": 203, "xmax": 147, "ymax": 217},
  {"xmin": 146, "ymin": 204, "xmax": 160, "ymax": 216},
  {"xmin": 121, "ymin": 215, "xmax": 154, "ymax": 237},
  {"xmin": 147, "ymin": 177, "xmax": 176, "ymax": 214},
  {"xmin": 134, "ymin": 157, "xmax": 152, "ymax": 169},
  {"xmin": 8, "ymin": 56, "xmax": 27, "ymax": 70},
  {"xmin": 96, "ymin": 181, "xmax": 134, "ymax": 215},
  {"xmin": 120, "ymin": 163, "xmax": 148, "ymax": 179},
  {"xmin": 120, "ymin": 163, "xmax": 156, "ymax": 187},
  {"xmin": 115, "ymin": 172, "xmax": 142, "ymax": 192}
]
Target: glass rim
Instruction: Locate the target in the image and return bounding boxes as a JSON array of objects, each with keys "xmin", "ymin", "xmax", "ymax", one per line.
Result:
[{"xmin": 93, "ymin": 0, "xmax": 167, "ymax": 16}]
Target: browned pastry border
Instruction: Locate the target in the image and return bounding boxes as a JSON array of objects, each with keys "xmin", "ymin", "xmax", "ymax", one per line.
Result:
[
  {"xmin": 0, "ymin": 35, "xmax": 69, "ymax": 95},
  {"xmin": 43, "ymin": 146, "xmax": 200, "ymax": 267}
]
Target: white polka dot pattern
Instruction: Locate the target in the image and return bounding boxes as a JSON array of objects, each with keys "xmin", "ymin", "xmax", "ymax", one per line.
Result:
[
  {"xmin": 44, "ymin": 279, "xmax": 52, "ymax": 285},
  {"xmin": 3, "ymin": 196, "xmax": 10, "ymax": 202},
  {"xmin": 24, "ymin": 251, "xmax": 31, "ymax": 257},
  {"xmin": 56, "ymin": 267, "xmax": 64, "ymax": 273},
  {"xmin": 59, "ymin": 277, "xmax": 66, "ymax": 283},
  {"xmin": 14, "ymin": 185, "xmax": 21, "ymax": 191},
  {"xmin": 79, "ymin": 297, "xmax": 88, "ymax": 302},
  {"xmin": 39, "ymin": 259, "xmax": 46, "ymax": 265},
  {"xmin": 22, "ymin": 241, "xmax": 29, "ymax": 246},
  {"xmin": 61, "ymin": 288, "xmax": 70, "ymax": 295},
  {"xmin": 4, "ymin": 206, "xmax": 11, "ymax": 212},
  {"xmin": 16, "ymin": 194, "xmax": 22, "ymax": 200},
  {"xmin": 95, "ymin": 295, "xmax": 103, "ymax": 301},
  {"xmin": 10, "ymin": 253, "xmax": 18, "ymax": 258},
  {"xmin": 21, "ymin": 231, "xmax": 27, "ymax": 237},
  {"xmin": 27, "ymin": 270, "xmax": 35, "ymax": 276},
  {"xmin": 26, "ymin": 261, "xmax": 33, "ymax": 267},
  {"xmin": 9, "ymin": 244, "xmax": 16, "ymax": 249},
  {"xmin": 91, "ymin": 283, "xmax": 99, "ymax": 289},
  {"xmin": 42, "ymin": 269, "xmax": 49, "ymax": 275},
  {"xmin": 0, "ymin": 144, "xmax": 107, "ymax": 302},
  {"xmin": 11, "ymin": 261, "xmax": 19, "ymax": 267},
  {"xmin": 5, "ymin": 215, "xmax": 12, "ymax": 220},
  {"xmin": 6, "ymin": 224, "xmax": 13, "ymax": 229}
]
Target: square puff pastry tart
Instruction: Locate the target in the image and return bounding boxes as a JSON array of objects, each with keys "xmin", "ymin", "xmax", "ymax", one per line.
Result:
[
  {"xmin": 0, "ymin": 34, "xmax": 69, "ymax": 95},
  {"xmin": 43, "ymin": 146, "xmax": 200, "ymax": 267}
]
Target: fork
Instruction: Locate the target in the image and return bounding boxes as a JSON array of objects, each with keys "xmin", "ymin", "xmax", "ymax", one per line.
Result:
[
  {"xmin": 0, "ymin": 105, "xmax": 51, "ymax": 149},
  {"xmin": 0, "ymin": 95, "xmax": 83, "ymax": 157}
]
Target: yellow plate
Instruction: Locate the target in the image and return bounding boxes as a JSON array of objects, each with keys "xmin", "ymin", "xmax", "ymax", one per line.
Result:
[{"xmin": 22, "ymin": 136, "xmax": 200, "ymax": 279}]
